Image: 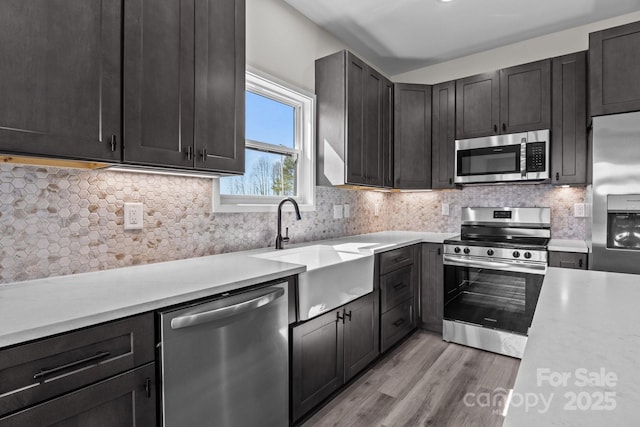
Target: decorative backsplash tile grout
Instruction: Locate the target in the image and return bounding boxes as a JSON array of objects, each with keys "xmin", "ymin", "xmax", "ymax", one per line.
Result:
[{"xmin": 0, "ymin": 163, "xmax": 584, "ymax": 284}]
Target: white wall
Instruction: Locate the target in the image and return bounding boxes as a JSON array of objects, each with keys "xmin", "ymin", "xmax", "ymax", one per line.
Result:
[
  {"xmin": 393, "ymin": 10, "xmax": 640, "ymax": 84},
  {"xmin": 246, "ymin": 0, "xmax": 348, "ymax": 92}
]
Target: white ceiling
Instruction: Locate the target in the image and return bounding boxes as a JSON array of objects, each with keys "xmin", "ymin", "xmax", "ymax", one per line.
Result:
[{"xmin": 283, "ymin": 0, "xmax": 640, "ymax": 75}]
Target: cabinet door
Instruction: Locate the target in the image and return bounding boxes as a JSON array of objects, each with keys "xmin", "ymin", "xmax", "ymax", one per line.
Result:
[
  {"xmin": 552, "ymin": 52, "xmax": 587, "ymax": 185},
  {"xmin": 431, "ymin": 81, "xmax": 456, "ymax": 189},
  {"xmin": 394, "ymin": 84, "xmax": 432, "ymax": 189},
  {"xmin": 123, "ymin": 0, "xmax": 195, "ymax": 168},
  {"xmin": 343, "ymin": 293, "xmax": 380, "ymax": 382},
  {"xmin": 455, "ymin": 71, "xmax": 500, "ymax": 139},
  {"xmin": 548, "ymin": 251, "xmax": 587, "ymax": 269},
  {"xmin": 291, "ymin": 309, "xmax": 344, "ymax": 422},
  {"xmin": 382, "ymin": 80, "xmax": 394, "ymax": 188},
  {"xmin": 0, "ymin": 0, "xmax": 121, "ymax": 162},
  {"xmin": 590, "ymin": 21, "xmax": 640, "ymax": 116},
  {"xmin": 363, "ymin": 67, "xmax": 386, "ymax": 187},
  {"xmin": 499, "ymin": 60, "xmax": 551, "ymax": 133},
  {"xmin": 194, "ymin": 0, "xmax": 245, "ymax": 173},
  {"xmin": 346, "ymin": 54, "xmax": 367, "ymax": 186},
  {"xmin": 420, "ymin": 243, "xmax": 444, "ymax": 333},
  {"xmin": 0, "ymin": 363, "xmax": 156, "ymax": 427}
]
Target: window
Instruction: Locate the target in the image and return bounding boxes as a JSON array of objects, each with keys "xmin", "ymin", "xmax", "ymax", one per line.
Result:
[{"xmin": 213, "ymin": 70, "xmax": 315, "ymax": 212}]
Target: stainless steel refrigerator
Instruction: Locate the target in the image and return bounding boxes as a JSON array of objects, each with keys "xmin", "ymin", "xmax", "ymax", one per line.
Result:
[{"xmin": 589, "ymin": 111, "xmax": 640, "ymax": 274}]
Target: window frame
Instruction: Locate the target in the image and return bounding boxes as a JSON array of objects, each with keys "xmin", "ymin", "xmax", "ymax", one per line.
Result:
[{"xmin": 212, "ymin": 69, "xmax": 316, "ymax": 213}]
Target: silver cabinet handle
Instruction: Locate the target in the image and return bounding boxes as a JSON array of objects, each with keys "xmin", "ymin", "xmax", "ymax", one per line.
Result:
[
  {"xmin": 33, "ymin": 351, "xmax": 111, "ymax": 380},
  {"xmin": 171, "ymin": 287, "xmax": 285, "ymax": 330}
]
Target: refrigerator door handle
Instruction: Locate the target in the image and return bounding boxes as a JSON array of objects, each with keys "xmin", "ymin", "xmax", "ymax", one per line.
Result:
[{"xmin": 170, "ymin": 287, "xmax": 285, "ymax": 330}]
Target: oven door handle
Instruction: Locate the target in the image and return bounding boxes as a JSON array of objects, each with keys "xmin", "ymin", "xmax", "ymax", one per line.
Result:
[{"xmin": 443, "ymin": 254, "xmax": 546, "ymax": 275}]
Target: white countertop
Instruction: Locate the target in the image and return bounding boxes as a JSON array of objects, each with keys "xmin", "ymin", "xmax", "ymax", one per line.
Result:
[
  {"xmin": 0, "ymin": 231, "xmax": 454, "ymax": 349},
  {"xmin": 504, "ymin": 267, "xmax": 640, "ymax": 426},
  {"xmin": 548, "ymin": 239, "xmax": 589, "ymax": 253}
]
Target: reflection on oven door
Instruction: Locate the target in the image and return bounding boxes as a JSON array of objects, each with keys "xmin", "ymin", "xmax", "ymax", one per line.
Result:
[{"xmin": 444, "ymin": 265, "xmax": 543, "ymax": 335}]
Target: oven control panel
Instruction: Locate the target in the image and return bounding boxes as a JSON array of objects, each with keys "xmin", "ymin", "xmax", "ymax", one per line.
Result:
[{"xmin": 444, "ymin": 244, "xmax": 547, "ymax": 263}]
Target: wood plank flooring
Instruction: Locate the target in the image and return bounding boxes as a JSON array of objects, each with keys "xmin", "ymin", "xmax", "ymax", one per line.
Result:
[{"xmin": 302, "ymin": 330, "xmax": 520, "ymax": 427}]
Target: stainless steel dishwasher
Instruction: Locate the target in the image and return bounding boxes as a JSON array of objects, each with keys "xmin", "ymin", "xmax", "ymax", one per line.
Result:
[{"xmin": 158, "ymin": 282, "xmax": 289, "ymax": 427}]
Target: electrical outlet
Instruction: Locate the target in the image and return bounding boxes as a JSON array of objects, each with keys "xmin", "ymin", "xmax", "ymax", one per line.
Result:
[
  {"xmin": 124, "ymin": 202, "xmax": 144, "ymax": 230},
  {"xmin": 333, "ymin": 204, "xmax": 343, "ymax": 219},
  {"xmin": 343, "ymin": 204, "xmax": 350, "ymax": 218},
  {"xmin": 374, "ymin": 203, "xmax": 380, "ymax": 217},
  {"xmin": 442, "ymin": 203, "xmax": 450, "ymax": 216},
  {"xmin": 574, "ymin": 203, "xmax": 586, "ymax": 218}
]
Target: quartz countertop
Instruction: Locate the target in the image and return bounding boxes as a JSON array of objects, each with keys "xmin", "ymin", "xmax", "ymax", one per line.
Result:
[
  {"xmin": 0, "ymin": 231, "xmax": 454, "ymax": 348},
  {"xmin": 504, "ymin": 267, "xmax": 640, "ymax": 426},
  {"xmin": 548, "ymin": 239, "xmax": 589, "ymax": 253}
]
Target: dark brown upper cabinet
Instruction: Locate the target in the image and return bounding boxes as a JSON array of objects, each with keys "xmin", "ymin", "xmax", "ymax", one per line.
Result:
[
  {"xmin": 500, "ymin": 60, "xmax": 551, "ymax": 133},
  {"xmin": 316, "ymin": 50, "xmax": 392, "ymax": 188},
  {"xmin": 124, "ymin": 0, "xmax": 245, "ymax": 173},
  {"xmin": 456, "ymin": 60, "xmax": 551, "ymax": 139},
  {"xmin": 431, "ymin": 81, "xmax": 456, "ymax": 189},
  {"xmin": 552, "ymin": 52, "xmax": 587, "ymax": 185},
  {"xmin": 455, "ymin": 71, "xmax": 500, "ymax": 139},
  {"xmin": 0, "ymin": 0, "xmax": 122, "ymax": 163},
  {"xmin": 393, "ymin": 84, "xmax": 432, "ymax": 189},
  {"xmin": 590, "ymin": 20, "xmax": 640, "ymax": 117}
]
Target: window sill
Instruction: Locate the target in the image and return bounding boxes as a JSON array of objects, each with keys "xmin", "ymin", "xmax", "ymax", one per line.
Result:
[{"xmin": 212, "ymin": 202, "xmax": 316, "ymax": 214}]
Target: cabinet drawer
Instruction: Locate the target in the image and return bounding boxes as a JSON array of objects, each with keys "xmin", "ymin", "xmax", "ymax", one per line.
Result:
[
  {"xmin": 548, "ymin": 251, "xmax": 587, "ymax": 269},
  {"xmin": 0, "ymin": 363, "xmax": 156, "ymax": 427},
  {"xmin": 379, "ymin": 246, "xmax": 413, "ymax": 275},
  {"xmin": 0, "ymin": 313, "xmax": 154, "ymax": 417},
  {"xmin": 380, "ymin": 265, "xmax": 413, "ymax": 312},
  {"xmin": 381, "ymin": 299, "xmax": 414, "ymax": 353}
]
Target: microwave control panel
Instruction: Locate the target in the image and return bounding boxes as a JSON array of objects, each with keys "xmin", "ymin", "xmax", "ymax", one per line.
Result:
[{"xmin": 526, "ymin": 142, "xmax": 546, "ymax": 172}]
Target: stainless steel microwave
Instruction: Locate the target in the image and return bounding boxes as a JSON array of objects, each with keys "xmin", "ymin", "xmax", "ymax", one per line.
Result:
[{"xmin": 454, "ymin": 129, "xmax": 550, "ymax": 184}]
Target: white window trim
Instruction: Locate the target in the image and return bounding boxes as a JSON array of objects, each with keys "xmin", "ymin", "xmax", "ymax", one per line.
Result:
[{"xmin": 212, "ymin": 69, "xmax": 316, "ymax": 213}]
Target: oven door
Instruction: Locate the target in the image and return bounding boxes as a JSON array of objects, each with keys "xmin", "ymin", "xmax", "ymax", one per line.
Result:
[{"xmin": 443, "ymin": 255, "xmax": 545, "ymax": 335}]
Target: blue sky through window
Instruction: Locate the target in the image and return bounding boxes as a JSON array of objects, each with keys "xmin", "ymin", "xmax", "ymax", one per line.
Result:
[
  {"xmin": 220, "ymin": 91, "xmax": 297, "ymax": 196},
  {"xmin": 246, "ymin": 92, "xmax": 294, "ymax": 148}
]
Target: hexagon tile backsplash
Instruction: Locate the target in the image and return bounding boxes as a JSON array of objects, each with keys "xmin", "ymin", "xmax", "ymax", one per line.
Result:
[
  {"xmin": 0, "ymin": 163, "xmax": 585, "ymax": 284},
  {"xmin": 0, "ymin": 164, "xmax": 387, "ymax": 284}
]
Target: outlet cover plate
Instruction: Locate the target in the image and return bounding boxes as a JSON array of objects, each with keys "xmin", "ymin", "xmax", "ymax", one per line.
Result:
[{"xmin": 124, "ymin": 202, "xmax": 144, "ymax": 230}]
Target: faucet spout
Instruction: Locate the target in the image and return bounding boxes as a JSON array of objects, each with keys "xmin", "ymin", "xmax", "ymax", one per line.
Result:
[{"xmin": 276, "ymin": 198, "xmax": 302, "ymax": 249}]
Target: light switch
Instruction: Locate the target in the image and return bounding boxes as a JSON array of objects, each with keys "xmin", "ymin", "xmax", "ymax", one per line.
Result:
[
  {"xmin": 442, "ymin": 203, "xmax": 450, "ymax": 216},
  {"xmin": 333, "ymin": 204, "xmax": 343, "ymax": 219},
  {"xmin": 343, "ymin": 204, "xmax": 350, "ymax": 218}
]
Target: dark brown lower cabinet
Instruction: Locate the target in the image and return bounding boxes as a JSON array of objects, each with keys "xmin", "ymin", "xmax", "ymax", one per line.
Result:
[
  {"xmin": 291, "ymin": 292, "xmax": 379, "ymax": 423},
  {"xmin": 378, "ymin": 245, "xmax": 418, "ymax": 352},
  {"xmin": 0, "ymin": 363, "xmax": 156, "ymax": 427},
  {"xmin": 420, "ymin": 243, "xmax": 444, "ymax": 333},
  {"xmin": 381, "ymin": 299, "xmax": 414, "ymax": 353},
  {"xmin": 548, "ymin": 251, "xmax": 587, "ymax": 269},
  {"xmin": 343, "ymin": 293, "xmax": 380, "ymax": 382}
]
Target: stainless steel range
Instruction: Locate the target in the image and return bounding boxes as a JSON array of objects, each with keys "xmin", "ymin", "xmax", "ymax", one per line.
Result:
[{"xmin": 442, "ymin": 207, "xmax": 550, "ymax": 358}]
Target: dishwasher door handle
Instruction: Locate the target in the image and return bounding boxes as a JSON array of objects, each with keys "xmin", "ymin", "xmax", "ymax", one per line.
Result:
[{"xmin": 170, "ymin": 287, "xmax": 285, "ymax": 330}]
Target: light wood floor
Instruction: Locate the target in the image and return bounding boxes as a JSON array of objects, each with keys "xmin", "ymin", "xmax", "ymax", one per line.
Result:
[{"xmin": 303, "ymin": 330, "xmax": 520, "ymax": 427}]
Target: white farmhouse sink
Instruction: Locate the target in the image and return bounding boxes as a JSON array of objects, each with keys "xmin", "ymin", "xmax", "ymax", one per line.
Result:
[{"xmin": 252, "ymin": 245, "xmax": 374, "ymax": 320}]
